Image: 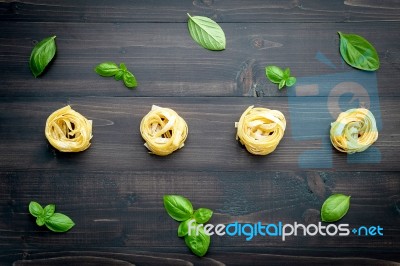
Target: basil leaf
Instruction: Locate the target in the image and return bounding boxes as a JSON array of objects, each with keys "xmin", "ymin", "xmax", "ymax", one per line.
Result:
[
  {"xmin": 178, "ymin": 218, "xmax": 194, "ymax": 237},
  {"xmin": 120, "ymin": 63, "xmax": 127, "ymax": 71},
  {"xmin": 45, "ymin": 213, "xmax": 75, "ymax": 232},
  {"xmin": 163, "ymin": 195, "xmax": 193, "ymax": 221},
  {"xmin": 187, "ymin": 13, "xmax": 225, "ymax": 51},
  {"xmin": 194, "ymin": 208, "xmax": 213, "ymax": 224},
  {"xmin": 29, "ymin": 36, "xmax": 57, "ymax": 78},
  {"xmin": 95, "ymin": 62, "xmax": 120, "ymax": 77},
  {"xmin": 114, "ymin": 70, "xmax": 124, "ymax": 81},
  {"xmin": 43, "ymin": 204, "xmax": 55, "ymax": 220},
  {"xmin": 283, "ymin": 68, "xmax": 290, "ymax": 79},
  {"xmin": 185, "ymin": 225, "xmax": 210, "ymax": 257},
  {"xmin": 278, "ymin": 80, "xmax": 286, "ymax": 90},
  {"xmin": 266, "ymin": 66, "xmax": 284, "ymax": 84},
  {"xmin": 338, "ymin": 32, "xmax": 380, "ymax": 71},
  {"xmin": 285, "ymin": 77, "xmax": 297, "ymax": 87},
  {"xmin": 29, "ymin": 201, "xmax": 44, "ymax": 218},
  {"xmin": 123, "ymin": 71, "xmax": 137, "ymax": 89},
  {"xmin": 36, "ymin": 217, "xmax": 45, "ymax": 226},
  {"xmin": 321, "ymin": 194, "xmax": 351, "ymax": 222}
]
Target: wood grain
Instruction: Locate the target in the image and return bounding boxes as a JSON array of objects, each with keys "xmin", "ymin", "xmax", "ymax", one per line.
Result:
[
  {"xmin": 0, "ymin": 171, "xmax": 399, "ymax": 256},
  {"xmin": 0, "ymin": 22, "xmax": 399, "ymax": 97},
  {"xmin": 2, "ymin": 250, "xmax": 400, "ymax": 266},
  {"xmin": 0, "ymin": 169, "xmax": 400, "ymax": 265},
  {"xmin": 1, "ymin": 0, "xmax": 399, "ymax": 264},
  {"xmin": 1, "ymin": 0, "xmax": 399, "ymax": 23}
]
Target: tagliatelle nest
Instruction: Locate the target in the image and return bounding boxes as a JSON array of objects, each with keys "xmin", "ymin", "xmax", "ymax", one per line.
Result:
[
  {"xmin": 140, "ymin": 105, "xmax": 188, "ymax": 156},
  {"xmin": 330, "ymin": 108, "xmax": 378, "ymax": 154},
  {"xmin": 235, "ymin": 105, "xmax": 286, "ymax": 155},
  {"xmin": 45, "ymin": 105, "xmax": 92, "ymax": 152}
]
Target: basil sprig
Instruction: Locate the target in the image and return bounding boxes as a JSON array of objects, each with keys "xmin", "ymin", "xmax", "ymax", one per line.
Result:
[
  {"xmin": 338, "ymin": 32, "xmax": 380, "ymax": 71},
  {"xmin": 163, "ymin": 195, "xmax": 213, "ymax": 257},
  {"xmin": 95, "ymin": 62, "xmax": 137, "ymax": 89},
  {"xmin": 321, "ymin": 194, "xmax": 351, "ymax": 222},
  {"xmin": 187, "ymin": 13, "xmax": 226, "ymax": 51},
  {"xmin": 266, "ymin": 66, "xmax": 296, "ymax": 90},
  {"xmin": 29, "ymin": 201, "xmax": 75, "ymax": 232},
  {"xmin": 29, "ymin": 36, "xmax": 57, "ymax": 77}
]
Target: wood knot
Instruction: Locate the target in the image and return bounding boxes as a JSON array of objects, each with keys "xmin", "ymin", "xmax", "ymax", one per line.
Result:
[
  {"xmin": 125, "ymin": 193, "xmax": 137, "ymax": 206},
  {"xmin": 307, "ymin": 172, "xmax": 326, "ymax": 199},
  {"xmin": 249, "ymin": 36, "xmax": 283, "ymax": 50},
  {"xmin": 236, "ymin": 59, "xmax": 256, "ymax": 96},
  {"xmin": 193, "ymin": 0, "xmax": 214, "ymax": 8},
  {"xmin": 201, "ymin": 0, "xmax": 214, "ymax": 6},
  {"xmin": 302, "ymin": 208, "xmax": 320, "ymax": 224},
  {"xmin": 252, "ymin": 37, "xmax": 264, "ymax": 49}
]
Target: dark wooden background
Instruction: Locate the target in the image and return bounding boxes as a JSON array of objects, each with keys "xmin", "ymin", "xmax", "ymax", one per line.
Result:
[{"xmin": 1, "ymin": 0, "xmax": 399, "ymax": 265}]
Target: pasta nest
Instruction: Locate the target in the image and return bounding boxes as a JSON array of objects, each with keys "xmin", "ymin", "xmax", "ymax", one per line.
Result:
[
  {"xmin": 235, "ymin": 105, "xmax": 286, "ymax": 155},
  {"xmin": 140, "ymin": 105, "xmax": 188, "ymax": 156},
  {"xmin": 45, "ymin": 105, "xmax": 92, "ymax": 152},
  {"xmin": 330, "ymin": 108, "xmax": 378, "ymax": 154}
]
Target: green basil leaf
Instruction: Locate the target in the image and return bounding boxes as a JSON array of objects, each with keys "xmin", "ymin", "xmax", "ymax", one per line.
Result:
[
  {"xmin": 187, "ymin": 13, "xmax": 226, "ymax": 51},
  {"xmin": 43, "ymin": 204, "xmax": 55, "ymax": 220},
  {"xmin": 283, "ymin": 68, "xmax": 290, "ymax": 79},
  {"xmin": 185, "ymin": 225, "xmax": 210, "ymax": 257},
  {"xmin": 338, "ymin": 32, "xmax": 380, "ymax": 71},
  {"xmin": 194, "ymin": 208, "xmax": 213, "ymax": 224},
  {"xmin": 321, "ymin": 194, "xmax": 351, "ymax": 222},
  {"xmin": 123, "ymin": 71, "xmax": 137, "ymax": 89},
  {"xmin": 36, "ymin": 217, "xmax": 45, "ymax": 226},
  {"xmin": 285, "ymin": 77, "xmax": 297, "ymax": 87},
  {"xmin": 95, "ymin": 62, "xmax": 120, "ymax": 77},
  {"xmin": 114, "ymin": 70, "xmax": 124, "ymax": 81},
  {"xmin": 45, "ymin": 213, "xmax": 75, "ymax": 232},
  {"xmin": 278, "ymin": 80, "xmax": 286, "ymax": 90},
  {"xmin": 29, "ymin": 201, "xmax": 44, "ymax": 218},
  {"xmin": 120, "ymin": 63, "xmax": 127, "ymax": 71},
  {"xmin": 266, "ymin": 66, "xmax": 284, "ymax": 84},
  {"xmin": 163, "ymin": 195, "xmax": 193, "ymax": 221},
  {"xmin": 178, "ymin": 218, "xmax": 195, "ymax": 237},
  {"xmin": 29, "ymin": 36, "xmax": 57, "ymax": 78}
]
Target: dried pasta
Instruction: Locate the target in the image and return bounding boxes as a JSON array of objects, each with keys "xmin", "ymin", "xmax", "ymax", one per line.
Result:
[
  {"xmin": 45, "ymin": 105, "xmax": 92, "ymax": 152},
  {"xmin": 140, "ymin": 105, "xmax": 188, "ymax": 156},
  {"xmin": 330, "ymin": 108, "xmax": 378, "ymax": 154},
  {"xmin": 235, "ymin": 105, "xmax": 286, "ymax": 155}
]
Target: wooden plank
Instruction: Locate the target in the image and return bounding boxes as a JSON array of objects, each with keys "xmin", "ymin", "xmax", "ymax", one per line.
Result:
[
  {"xmin": 1, "ymin": 2, "xmax": 399, "ymax": 264},
  {"xmin": 0, "ymin": 171, "xmax": 398, "ymax": 257},
  {"xmin": 1, "ymin": 22, "xmax": 399, "ymax": 97},
  {"xmin": 0, "ymin": 97, "xmax": 398, "ymax": 171},
  {"xmin": 1, "ymin": 0, "xmax": 399, "ymax": 23},
  {"xmin": 1, "ymin": 250, "xmax": 399, "ymax": 265}
]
